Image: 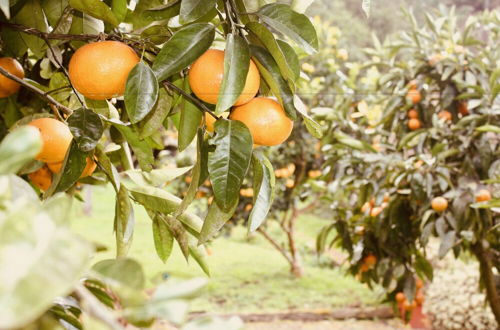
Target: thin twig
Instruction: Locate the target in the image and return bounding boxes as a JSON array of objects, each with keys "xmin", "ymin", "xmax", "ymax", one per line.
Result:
[
  {"xmin": 162, "ymin": 81, "xmax": 219, "ymax": 120},
  {"xmin": 257, "ymin": 228, "xmax": 293, "ymax": 264},
  {"xmin": 0, "ymin": 66, "xmax": 73, "ymax": 115},
  {"xmin": 42, "ymin": 36, "xmax": 85, "ymax": 107}
]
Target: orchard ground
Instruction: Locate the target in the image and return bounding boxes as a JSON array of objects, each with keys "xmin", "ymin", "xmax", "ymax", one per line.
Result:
[{"xmin": 73, "ymin": 186, "xmax": 389, "ymax": 316}]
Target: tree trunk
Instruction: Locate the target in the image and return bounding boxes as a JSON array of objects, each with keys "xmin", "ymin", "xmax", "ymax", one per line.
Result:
[{"xmin": 473, "ymin": 242, "xmax": 500, "ymax": 325}]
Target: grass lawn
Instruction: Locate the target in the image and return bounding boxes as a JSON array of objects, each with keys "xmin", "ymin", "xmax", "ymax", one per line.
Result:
[{"xmin": 72, "ymin": 186, "xmax": 381, "ymax": 313}]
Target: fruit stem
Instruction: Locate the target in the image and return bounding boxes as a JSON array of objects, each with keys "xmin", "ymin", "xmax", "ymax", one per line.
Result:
[
  {"xmin": 0, "ymin": 66, "xmax": 73, "ymax": 115},
  {"xmin": 162, "ymin": 81, "xmax": 220, "ymax": 120}
]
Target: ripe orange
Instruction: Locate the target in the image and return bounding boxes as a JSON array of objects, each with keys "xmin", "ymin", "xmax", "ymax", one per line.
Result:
[
  {"xmin": 438, "ymin": 110, "xmax": 452, "ymax": 121},
  {"xmin": 28, "ymin": 118, "xmax": 73, "ymax": 163},
  {"xmin": 0, "ymin": 57, "xmax": 24, "ymax": 98},
  {"xmin": 395, "ymin": 292, "xmax": 406, "ymax": 303},
  {"xmin": 431, "ymin": 197, "xmax": 448, "ymax": 212},
  {"xmin": 69, "ymin": 41, "xmax": 139, "ymax": 100},
  {"xmin": 28, "ymin": 166, "xmax": 52, "ymax": 191},
  {"xmin": 285, "ymin": 179, "xmax": 295, "ymax": 188},
  {"xmin": 308, "ymin": 170, "xmax": 321, "ymax": 179},
  {"xmin": 240, "ymin": 188, "xmax": 254, "ymax": 198},
  {"xmin": 475, "ymin": 189, "xmax": 492, "ymax": 202},
  {"xmin": 407, "ymin": 90, "xmax": 422, "ymax": 104},
  {"xmin": 363, "ymin": 254, "xmax": 377, "ymax": 267},
  {"xmin": 383, "ymin": 193, "xmax": 390, "ymax": 203},
  {"xmin": 244, "ymin": 204, "xmax": 253, "ymax": 212},
  {"xmin": 48, "ymin": 157, "xmax": 97, "ymax": 178},
  {"xmin": 415, "ymin": 291, "xmax": 424, "ymax": 305},
  {"xmin": 407, "ymin": 109, "xmax": 419, "ymax": 119},
  {"xmin": 359, "ymin": 263, "xmax": 370, "ymax": 273},
  {"xmin": 416, "ymin": 278, "xmax": 424, "ymax": 289},
  {"xmin": 370, "ymin": 206, "xmax": 383, "ymax": 217},
  {"xmin": 230, "ymin": 97, "xmax": 293, "ymax": 146},
  {"xmin": 205, "ymin": 111, "xmax": 229, "ymax": 133},
  {"xmin": 407, "ymin": 80, "xmax": 418, "ymax": 90},
  {"xmin": 188, "ymin": 49, "xmax": 260, "ymax": 105},
  {"xmin": 361, "ymin": 202, "xmax": 371, "ymax": 213},
  {"xmin": 458, "ymin": 101, "xmax": 469, "ymax": 116},
  {"xmin": 403, "ymin": 299, "xmax": 417, "ymax": 311},
  {"xmin": 408, "ymin": 118, "xmax": 421, "ymax": 131}
]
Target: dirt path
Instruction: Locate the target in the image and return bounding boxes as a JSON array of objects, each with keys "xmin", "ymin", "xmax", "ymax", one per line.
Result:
[{"xmin": 245, "ymin": 320, "xmax": 405, "ymax": 330}]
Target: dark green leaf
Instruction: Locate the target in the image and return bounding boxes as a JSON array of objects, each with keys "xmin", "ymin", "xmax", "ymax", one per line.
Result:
[
  {"xmin": 216, "ymin": 34, "xmax": 251, "ymax": 114},
  {"xmin": 248, "ymin": 152, "xmax": 275, "ymax": 232},
  {"xmin": 246, "ymin": 22, "xmax": 296, "ymax": 83},
  {"xmin": 199, "ymin": 199, "xmax": 238, "ymax": 245},
  {"xmin": 179, "ymin": 0, "xmax": 215, "ymax": 24},
  {"xmin": 14, "ymin": 0, "xmax": 49, "ymax": 57},
  {"xmin": 125, "ymin": 62, "xmax": 159, "ymax": 124},
  {"xmin": 46, "ymin": 140, "xmax": 87, "ymax": 196},
  {"xmin": 250, "ymin": 45, "xmax": 297, "ymax": 120},
  {"xmin": 178, "ymin": 83, "xmax": 202, "ymax": 151},
  {"xmin": 68, "ymin": 108, "xmax": 104, "ymax": 152},
  {"xmin": 208, "ymin": 119, "xmax": 253, "ymax": 211},
  {"xmin": 257, "ymin": 3, "xmax": 318, "ymax": 54},
  {"xmin": 151, "ymin": 214, "xmax": 174, "ymax": 263},
  {"xmin": 69, "ymin": 0, "xmax": 119, "ymax": 26},
  {"xmin": 111, "ymin": 123, "xmax": 154, "ymax": 172},
  {"xmin": 139, "ymin": 89, "xmax": 173, "ymax": 139},
  {"xmin": 438, "ymin": 231, "xmax": 456, "ymax": 258},
  {"xmin": 115, "ymin": 186, "xmax": 134, "ymax": 257},
  {"xmin": 111, "ymin": 0, "xmax": 127, "ymax": 22},
  {"xmin": 152, "ymin": 23, "xmax": 215, "ymax": 81}
]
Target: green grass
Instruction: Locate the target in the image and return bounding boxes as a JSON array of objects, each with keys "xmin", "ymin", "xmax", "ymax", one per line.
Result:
[{"xmin": 72, "ymin": 186, "xmax": 380, "ymax": 313}]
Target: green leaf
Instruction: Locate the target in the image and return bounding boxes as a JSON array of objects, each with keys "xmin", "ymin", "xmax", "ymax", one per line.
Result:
[
  {"xmin": 334, "ymin": 131, "xmax": 376, "ymax": 152},
  {"xmin": 257, "ymin": 3, "xmax": 318, "ymax": 54},
  {"xmin": 415, "ymin": 254, "xmax": 433, "ymax": 281},
  {"xmin": 139, "ymin": 89, "xmax": 173, "ymax": 139},
  {"xmin": 152, "ymin": 23, "xmax": 215, "ymax": 82},
  {"xmin": 125, "ymin": 62, "xmax": 159, "ymax": 124},
  {"xmin": 248, "ymin": 152, "xmax": 275, "ymax": 232},
  {"xmin": 438, "ymin": 231, "xmax": 456, "ymax": 258},
  {"xmin": 0, "ymin": 126, "xmax": 42, "ymax": 175},
  {"xmin": 159, "ymin": 214, "xmax": 189, "ymax": 259},
  {"xmin": 69, "ymin": 0, "xmax": 119, "ymax": 26},
  {"xmin": 126, "ymin": 184, "xmax": 203, "ymax": 237},
  {"xmin": 0, "ymin": 196, "xmax": 91, "ymax": 329},
  {"xmin": 111, "ymin": 123, "xmax": 154, "ymax": 172},
  {"xmin": 189, "ymin": 245, "xmax": 210, "ymax": 276},
  {"xmin": 177, "ymin": 130, "xmax": 208, "ymax": 216},
  {"xmin": 291, "ymin": 0, "xmax": 315, "ymax": 13},
  {"xmin": 178, "ymin": 83, "xmax": 202, "ymax": 151},
  {"xmin": 294, "ymin": 95, "xmax": 322, "ymax": 138},
  {"xmin": 115, "ymin": 185, "xmax": 134, "ymax": 258},
  {"xmin": 250, "ymin": 45, "xmax": 297, "ymax": 120},
  {"xmin": 46, "ymin": 140, "xmax": 88, "ymax": 196},
  {"xmin": 68, "ymin": 108, "xmax": 104, "ymax": 152},
  {"xmin": 476, "ymin": 125, "xmax": 500, "ymax": 134},
  {"xmin": 179, "ymin": 0, "xmax": 215, "ymax": 24},
  {"xmin": 216, "ymin": 34, "xmax": 251, "ymax": 114},
  {"xmin": 199, "ymin": 199, "xmax": 238, "ymax": 245},
  {"xmin": 111, "ymin": 0, "xmax": 127, "ymax": 23},
  {"xmin": 151, "ymin": 214, "xmax": 174, "ymax": 263},
  {"xmin": 208, "ymin": 119, "xmax": 253, "ymax": 212},
  {"xmin": 93, "ymin": 258, "xmax": 145, "ymax": 290},
  {"xmin": 13, "ymin": 0, "xmax": 49, "ymax": 57},
  {"xmin": 470, "ymin": 199, "xmax": 500, "ymax": 209},
  {"xmin": 276, "ymin": 40, "xmax": 300, "ymax": 80},
  {"xmin": 246, "ymin": 22, "xmax": 296, "ymax": 83}
]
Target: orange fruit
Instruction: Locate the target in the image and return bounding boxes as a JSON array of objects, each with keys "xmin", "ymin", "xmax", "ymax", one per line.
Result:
[
  {"xmin": 359, "ymin": 263, "xmax": 370, "ymax": 273},
  {"xmin": 415, "ymin": 291, "xmax": 424, "ymax": 305},
  {"xmin": 69, "ymin": 41, "xmax": 139, "ymax": 100},
  {"xmin": 28, "ymin": 118, "xmax": 73, "ymax": 163},
  {"xmin": 48, "ymin": 157, "xmax": 97, "ymax": 178},
  {"xmin": 438, "ymin": 110, "xmax": 452, "ymax": 121},
  {"xmin": 458, "ymin": 101, "xmax": 469, "ymax": 116},
  {"xmin": 188, "ymin": 49, "xmax": 260, "ymax": 105},
  {"xmin": 0, "ymin": 57, "xmax": 24, "ymax": 98},
  {"xmin": 476, "ymin": 189, "xmax": 492, "ymax": 202},
  {"xmin": 403, "ymin": 299, "xmax": 417, "ymax": 311},
  {"xmin": 407, "ymin": 90, "xmax": 422, "ymax": 104},
  {"xmin": 230, "ymin": 97, "xmax": 293, "ymax": 146},
  {"xmin": 363, "ymin": 254, "xmax": 377, "ymax": 267},
  {"xmin": 370, "ymin": 206, "xmax": 383, "ymax": 217},
  {"xmin": 383, "ymin": 193, "xmax": 390, "ymax": 202},
  {"xmin": 407, "ymin": 80, "xmax": 418, "ymax": 90},
  {"xmin": 308, "ymin": 170, "xmax": 321, "ymax": 179},
  {"xmin": 369, "ymin": 197, "xmax": 376, "ymax": 207},
  {"xmin": 205, "ymin": 111, "xmax": 229, "ymax": 133},
  {"xmin": 408, "ymin": 118, "xmax": 421, "ymax": 131},
  {"xmin": 416, "ymin": 278, "xmax": 424, "ymax": 289},
  {"xmin": 28, "ymin": 166, "xmax": 52, "ymax": 191},
  {"xmin": 285, "ymin": 179, "xmax": 295, "ymax": 188},
  {"xmin": 407, "ymin": 109, "xmax": 419, "ymax": 119},
  {"xmin": 395, "ymin": 292, "xmax": 406, "ymax": 303},
  {"xmin": 431, "ymin": 197, "xmax": 448, "ymax": 212},
  {"xmin": 244, "ymin": 204, "xmax": 253, "ymax": 212}
]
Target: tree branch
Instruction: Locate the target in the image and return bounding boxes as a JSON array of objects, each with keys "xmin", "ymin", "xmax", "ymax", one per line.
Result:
[
  {"xmin": 257, "ymin": 228, "xmax": 293, "ymax": 264},
  {"xmin": 0, "ymin": 66, "xmax": 73, "ymax": 115},
  {"xmin": 473, "ymin": 242, "xmax": 500, "ymax": 324},
  {"xmin": 162, "ymin": 81, "xmax": 219, "ymax": 120}
]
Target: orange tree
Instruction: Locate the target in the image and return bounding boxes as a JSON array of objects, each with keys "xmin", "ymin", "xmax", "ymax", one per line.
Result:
[
  {"xmin": 0, "ymin": 0, "xmax": 321, "ymax": 328},
  {"xmin": 316, "ymin": 9, "xmax": 500, "ymax": 323}
]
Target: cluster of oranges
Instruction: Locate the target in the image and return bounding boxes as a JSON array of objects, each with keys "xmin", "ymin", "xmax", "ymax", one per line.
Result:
[
  {"xmin": 274, "ymin": 164, "xmax": 296, "ymax": 188},
  {"xmin": 359, "ymin": 254, "xmax": 377, "ymax": 273},
  {"xmin": 240, "ymin": 187, "xmax": 254, "ymax": 198},
  {"xmin": 361, "ymin": 194, "xmax": 390, "ymax": 217},
  {"xmin": 189, "ymin": 49, "xmax": 293, "ymax": 147},
  {"xmin": 26, "ymin": 118, "xmax": 96, "ymax": 191},
  {"xmin": 431, "ymin": 189, "xmax": 492, "ymax": 213},
  {"xmin": 395, "ymin": 278, "xmax": 425, "ymax": 311}
]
